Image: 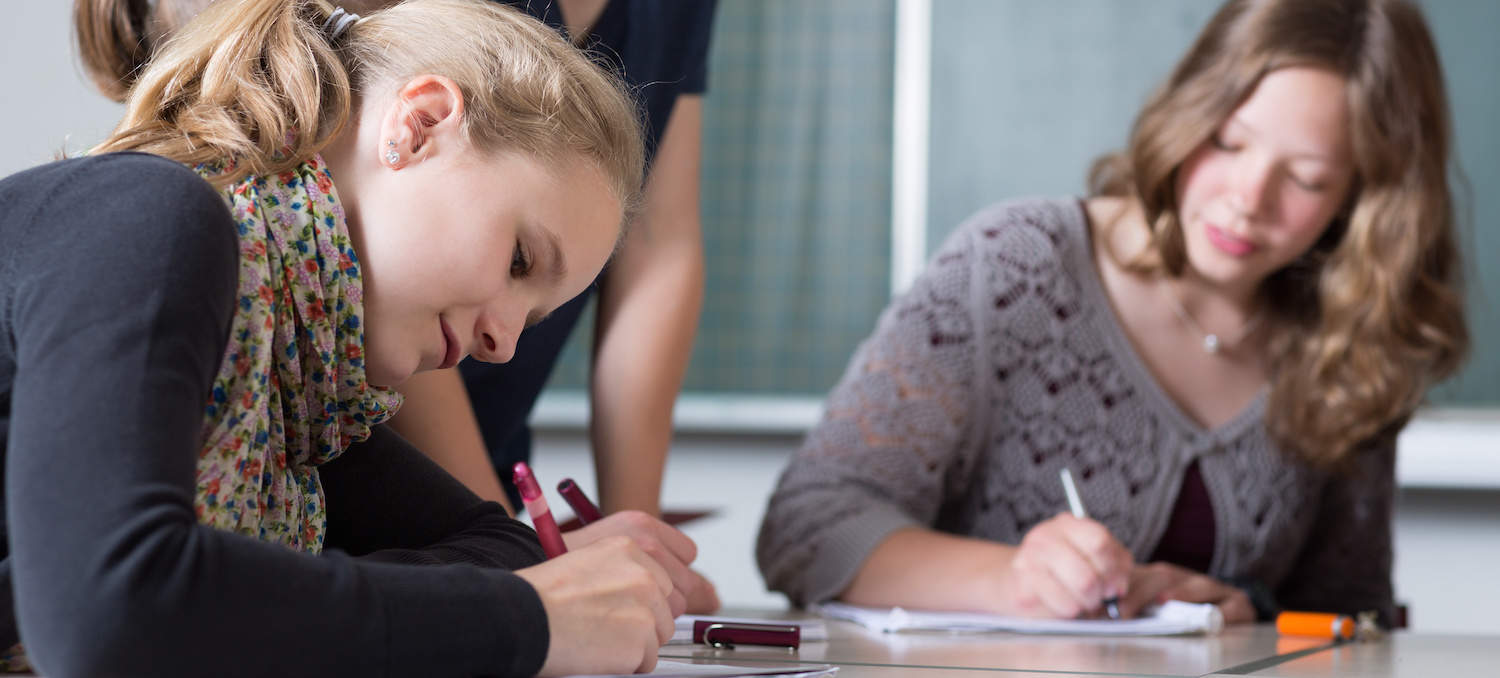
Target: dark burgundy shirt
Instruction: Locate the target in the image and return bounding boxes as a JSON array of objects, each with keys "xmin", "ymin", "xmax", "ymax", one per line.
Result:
[{"xmin": 1149, "ymin": 460, "xmax": 1216, "ymax": 573}]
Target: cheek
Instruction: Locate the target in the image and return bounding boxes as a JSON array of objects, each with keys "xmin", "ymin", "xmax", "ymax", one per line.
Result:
[
  {"xmin": 1272, "ymin": 190, "xmax": 1339, "ymax": 253},
  {"xmin": 1176, "ymin": 150, "xmax": 1227, "ymax": 215}
]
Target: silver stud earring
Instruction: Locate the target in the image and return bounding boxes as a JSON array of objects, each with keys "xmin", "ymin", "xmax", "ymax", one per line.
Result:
[{"xmin": 385, "ymin": 139, "xmax": 400, "ymax": 165}]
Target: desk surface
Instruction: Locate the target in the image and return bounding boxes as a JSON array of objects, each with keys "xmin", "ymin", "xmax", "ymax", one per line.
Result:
[{"xmin": 662, "ymin": 610, "xmax": 1498, "ymax": 678}]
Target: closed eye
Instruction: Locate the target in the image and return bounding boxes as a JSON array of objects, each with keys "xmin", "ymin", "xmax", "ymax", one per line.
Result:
[
  {"xmin": 1210, "ymin": 132, "xmax": 1240, "ymax": 152},
  {"xmin": 511, "ymin": 240, "xmax": 532, "ymax": 278},
  {"xmin": 1289, "ymin": 174, "xmax": 1325, "ymax": 192}
]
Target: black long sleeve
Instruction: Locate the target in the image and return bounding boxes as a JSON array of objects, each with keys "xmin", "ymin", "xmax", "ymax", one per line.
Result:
[
  {"xmin": 322, "ymin": 424, "xmax": 547, "ymax": 570},
  {"xmin": 0, "ymin": 154, "xmax": 548, "ymax": 678}
]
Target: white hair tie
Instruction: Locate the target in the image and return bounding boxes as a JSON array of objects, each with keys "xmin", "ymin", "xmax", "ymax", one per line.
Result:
[{"xmin": 321, "ymin": 7, "xmax": 360, "ymax": 42}]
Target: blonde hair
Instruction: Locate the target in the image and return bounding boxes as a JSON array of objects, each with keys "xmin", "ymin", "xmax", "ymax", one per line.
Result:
[
  {"xmin": 74, "ymin": 0, "xmax": 214, "ymax": 102},
  {"xmin": 89, "ymin": 0, "xmax": 644, "ymax": 212},
  {"xmin": 1089, "ymin": 0, "xmax": 1468, "ymax": 468}
]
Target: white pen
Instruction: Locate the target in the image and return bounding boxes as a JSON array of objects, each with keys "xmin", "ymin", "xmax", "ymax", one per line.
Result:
[{"xmin": 1060, "ymin": 467, "xmax": 1122, "ymax": 620}]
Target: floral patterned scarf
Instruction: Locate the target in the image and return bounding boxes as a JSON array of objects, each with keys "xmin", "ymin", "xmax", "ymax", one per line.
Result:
[
  {"xmin": 194, "ymin": 155, "xmax": 403, "ymax": 553},
  {"xmin": 0, "ymin": 156, "xmax": 401, "ymax": 673}
]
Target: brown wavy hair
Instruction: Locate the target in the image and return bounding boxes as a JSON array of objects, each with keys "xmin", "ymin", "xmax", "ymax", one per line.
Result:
[
  {"xmin": 1089, "ymin": 0, "xmax": 1468, "ymax": 468},
  {"xmin": 84, "ymin": 0, "xmax": 644, "ymax": 212}
]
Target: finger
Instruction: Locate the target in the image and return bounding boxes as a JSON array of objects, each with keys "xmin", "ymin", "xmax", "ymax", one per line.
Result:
[
  {"xmin": 559, "ymin": 519, "xmax": 605, "ymax": 550},
  {"xmin": 1120, "ymin": 563, "xmax": 1181, "ymax": 617},
  {"xmin": 1161, "ymin": 571, "xmax": 1238, "ymax": 604},
  {"xmin": 654, "ymin": 594, "xmax": 675, "ymax": 644},
  {"xmin": 1218, "ymin": 590, "xmax": 1256, "ymax": 624},
  {"xmin": 1013, "ymin": 562, "xmax": 1086, "ymax": 618},
  {"xmin": 636, "ymin": 537, "xmax": 697, "ymax": 602},
  {"xmin": 637, "ymin": 631, "xmax": 660, "ymax": 675},
  {"xmin": 1045, "ymin": 541, "xmax": 1110, "ymax": 612},
  {"xmin": 616, "ymin": 511, "xmax": 699, "ymax": 565},
  {"xmin": 667, "ymin": 589, "xmax": 687, "ymax": 618},
  {"xmin": 685, "ymin": 570, "xmax": 721, "ymax": 615},
  {"xmin": 643, "ymin": 514, "xmax": 698, "ymax": 564},
  {"xmin": 1060, "ymin": 516, "xmax": 1133, "ymax": 596},
  {"xmin": 631, "ymin": 543, "xmax": 675, "ymax": 598}
]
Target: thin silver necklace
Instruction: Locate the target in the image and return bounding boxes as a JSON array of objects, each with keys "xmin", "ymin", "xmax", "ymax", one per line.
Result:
[{"xmin": 1158, "ymin": 277, "xmax": 1265, "ymax": 355}]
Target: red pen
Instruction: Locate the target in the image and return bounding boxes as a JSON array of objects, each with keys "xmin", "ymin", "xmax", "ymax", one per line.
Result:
[
  {"xmin": 557, "ymin": 478, "xmax": 604, "ymax": 526},
  {"xmin": 513, "ymin": 462, "xmax": 568, "ymax": 559}
]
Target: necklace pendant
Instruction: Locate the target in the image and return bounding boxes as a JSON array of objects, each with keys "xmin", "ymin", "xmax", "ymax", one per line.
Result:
[{"xmin": 1203, "ymin": 334, "xmax": 1221, "ymax": 354}]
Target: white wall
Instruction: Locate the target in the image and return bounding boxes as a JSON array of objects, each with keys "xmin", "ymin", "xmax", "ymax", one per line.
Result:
[{"xmin": 3, "ymin": 2, "xmax": 124, "ymax": 180}]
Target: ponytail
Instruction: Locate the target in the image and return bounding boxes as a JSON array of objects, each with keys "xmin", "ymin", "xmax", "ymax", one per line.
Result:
[
  {"xmin": 93, "ymin": 0, "xmax": 352, "ymax": 186},
  {"xmin": 74, "ymin": 0, "xmax": 213, "ymax": 102},
  {"xmin": 90, "ymin": 0, "xmax": 644, "ymax": 209},
  {"xmin": 74, "ymin": 0, "xmax": 152, "ymax": 102}
]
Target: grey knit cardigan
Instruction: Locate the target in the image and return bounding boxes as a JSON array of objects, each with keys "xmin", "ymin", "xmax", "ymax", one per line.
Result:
[{"xmin": 756, "ymin": 198, "xmax": 1394, "ymax": 619}]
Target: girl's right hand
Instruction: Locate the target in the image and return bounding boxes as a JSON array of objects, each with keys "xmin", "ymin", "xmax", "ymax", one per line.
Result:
[
  {"xmin": 515, "ymin": 536, "xmax": 675, "ymax": 677},
  {"xmin": 994, "ymin": 512, "xmax": 1134, "ymax": 618}
]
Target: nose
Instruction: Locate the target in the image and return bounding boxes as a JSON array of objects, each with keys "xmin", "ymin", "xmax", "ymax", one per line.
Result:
[
  {"xmin": 470, "ymin": 305, "xmax": 525, "ymax": 364},
  {"xmin": 1228, "ymin": 155, "xmax": 1273, "ymax": 219}
]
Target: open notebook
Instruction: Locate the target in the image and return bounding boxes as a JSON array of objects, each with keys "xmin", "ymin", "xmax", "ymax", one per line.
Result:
[
  {"xmin": 566, "ymin": 660, "xmax": 837, "ymax": 678},
  {"xmin": 815, "ymin": 600, "xmax": 1224, "ymax": 636}
]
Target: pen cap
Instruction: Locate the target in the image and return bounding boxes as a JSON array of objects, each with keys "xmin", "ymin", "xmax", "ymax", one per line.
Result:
[
  {"xmin": 512, "ymin": 462, "xmax": 543, "ymax": 501},
  {"xmin": 1277, "ymin": 611, "xmax": 1354, "ymax": 640}
]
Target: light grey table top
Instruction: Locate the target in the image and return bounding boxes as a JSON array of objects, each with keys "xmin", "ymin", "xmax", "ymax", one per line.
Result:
[
  {"xmin": 659, "ymin": 609, "xmax": 1498, "ymax": 678},
  {"xmin": 1204, "ymin": 631, "xmax": 1500, "ymax": 678}
]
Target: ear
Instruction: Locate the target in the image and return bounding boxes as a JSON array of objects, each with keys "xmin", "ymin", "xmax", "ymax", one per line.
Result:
[{"xmin": 378, "ymin": 74, "xmax": 465, "ymax": 170}]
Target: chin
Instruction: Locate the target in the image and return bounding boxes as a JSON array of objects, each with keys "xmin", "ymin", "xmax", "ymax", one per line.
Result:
[
  {"xmin": 365, "ymin": 360, "xmax": 417, "ymax": 389},
  {"xmin": 1183, "ymin": 243, "xmax": 1260, "ymax": 288}
]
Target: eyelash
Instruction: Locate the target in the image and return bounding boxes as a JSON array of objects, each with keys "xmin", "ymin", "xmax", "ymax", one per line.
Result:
[
  {"xmin": 511, "ymin": 241, "xmax": 532, "ymax": 278},
  {"xmin": 1211, "ymin": 133, "xmax": 1323, "ymax": 192},
  {"xmin": 1290, "ymin": 176, "xmax": 1323, "ymax": 192}
]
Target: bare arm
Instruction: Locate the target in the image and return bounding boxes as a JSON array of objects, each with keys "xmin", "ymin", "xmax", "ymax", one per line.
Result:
[
  {"xmin": 589, "ymin": 95, "xmax": 706, "ymax": 516},
  {"xmin": 388, "ymin": 368, "xmax": 514, "ymax": 515},
  {"xmin": 845, "ymin": 516, "xmax": 1132, "ymax": 619},
  {"xmin": 842, "ymin": 529, "xmax": 1018, "ymax": 612}
]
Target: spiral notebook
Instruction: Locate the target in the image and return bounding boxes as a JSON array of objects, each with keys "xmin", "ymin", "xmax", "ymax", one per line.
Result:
[{"xmin": 815, "ymin": 600, "xmax": 1224, "ymax": 636}]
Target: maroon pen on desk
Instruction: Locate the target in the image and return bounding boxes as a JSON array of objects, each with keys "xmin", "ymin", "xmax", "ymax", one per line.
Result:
[
  {"xmin": 692, "ymin": 621, "xmax": 800, "ymax": 650},
  {"xmin": 557, "ymin": 478, "xmax": 604, "ymax": 525},
  {"xmin": 513, "ymin": 462, "xmax": 568, "ymax": 559}
]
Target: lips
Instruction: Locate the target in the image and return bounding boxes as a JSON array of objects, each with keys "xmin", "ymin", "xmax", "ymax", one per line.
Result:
[
  {"xmin": 437, "ymin": 318, "xmax": 462, "ymax": 370},
  {"xmin": 1204, "ymin": 223, "xmax": 1258, "ymax": 258}
]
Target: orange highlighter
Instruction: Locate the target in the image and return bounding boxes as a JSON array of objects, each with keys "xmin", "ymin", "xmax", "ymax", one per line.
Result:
[{"xmin": 1276, "ymin": 611, "xmax": 1355, "ymax": 640}]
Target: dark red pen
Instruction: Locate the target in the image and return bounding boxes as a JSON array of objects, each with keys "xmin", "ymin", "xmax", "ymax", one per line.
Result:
[
  {"xmin": 513, "ymin": 462, "xmax": 568, "ymax": 559},
  {"xmin": 557, "ymin": 477, "xmax": 604, "ymax": 526}
]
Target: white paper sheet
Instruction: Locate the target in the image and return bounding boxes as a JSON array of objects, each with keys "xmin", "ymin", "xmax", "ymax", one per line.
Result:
[{"xmin": 814, "ymin": 600, "xmax": 1223, "ymax": 636}]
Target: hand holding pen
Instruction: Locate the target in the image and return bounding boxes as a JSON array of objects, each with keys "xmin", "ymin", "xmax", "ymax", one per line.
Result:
[
  {"xmin": 1060, "ymin": 468, "xmax": 1123, "ymax": 619},
  {"xmin": 991, "ymin": 468, "xmax": 1134, "ymax": 619},
  {"xmin": 512, "ymin": 465, "xmax": 705, "ymax": 617}
]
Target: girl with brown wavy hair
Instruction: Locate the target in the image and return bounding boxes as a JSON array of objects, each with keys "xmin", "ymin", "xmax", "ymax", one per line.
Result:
[
  {"xmin": 0, "ymin": 0, "xmax": 709, "ymax": 675},
  {"xmin": 759, "ymin": 0, "xmax": 1466, "ymax": 626}
]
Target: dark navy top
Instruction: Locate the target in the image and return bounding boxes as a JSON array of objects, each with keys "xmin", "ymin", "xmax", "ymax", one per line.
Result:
[
  {"xmin": 0, "ymin": 154, "xmax": 549, "ymax": 677},
  {"xmin": 468, "ymin": 0, "xmax": 719, "ymax": 508}
]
